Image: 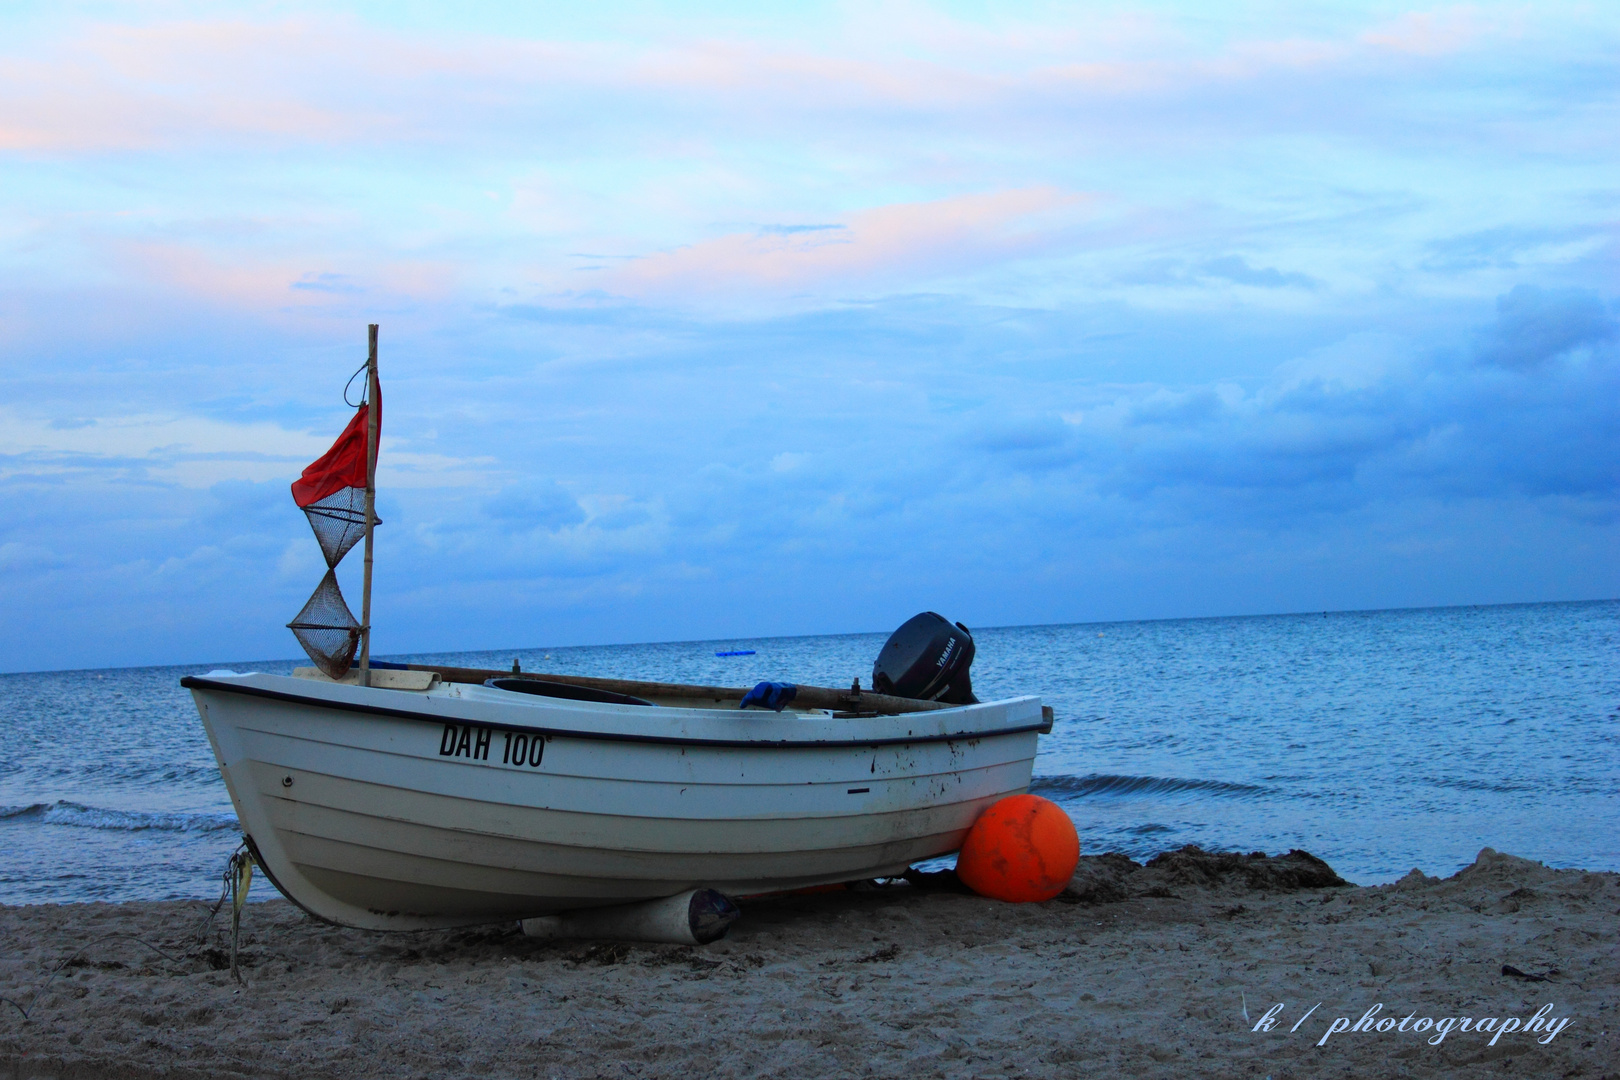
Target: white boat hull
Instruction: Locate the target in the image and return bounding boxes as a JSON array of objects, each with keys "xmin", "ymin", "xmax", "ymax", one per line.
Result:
[{"xmin": 185, "ymin": 672, "xmax": 1048, "ymax": 929}]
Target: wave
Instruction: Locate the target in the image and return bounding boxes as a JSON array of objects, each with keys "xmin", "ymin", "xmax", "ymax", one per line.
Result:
[
  {"xmin": 0, "ymin": 801, "xmax": 239, "ymax": 834},
  {"xmin": 1422, "ymin": 775, "xmax": 1533, "ymax": 795},
  {"xmin": 25, "ymin": 762, "xmax": 223, "ymax": 788},
  {"xmin": 1030, "ymin": 773, "xmax": 1269, "ymax": 800}
]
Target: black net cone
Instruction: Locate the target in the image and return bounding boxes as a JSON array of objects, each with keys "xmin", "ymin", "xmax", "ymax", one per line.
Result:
[
  {"xmin": 288, "ymin": 569, "xmax": 361, "ymax": 679},
  {"xmin": 301, "ymin": 486, "xmax": 380, "ymax": 568}
]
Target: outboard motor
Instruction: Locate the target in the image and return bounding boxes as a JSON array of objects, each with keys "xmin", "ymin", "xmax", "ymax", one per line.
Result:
[{"xmin": 872, "ymin": 612, "xmax": 978, "ymax": 705}]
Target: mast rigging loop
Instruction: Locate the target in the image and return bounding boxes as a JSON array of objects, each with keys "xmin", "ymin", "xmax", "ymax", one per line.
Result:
[{"xmin": 343, "ymin": 359, "xmax": 370, "ymax": 408}]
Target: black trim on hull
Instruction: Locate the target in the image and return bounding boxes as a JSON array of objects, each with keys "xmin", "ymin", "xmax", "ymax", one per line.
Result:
[{"xmin": 181, "ymin": 675, "xmax": 1054, "ymax": 747}]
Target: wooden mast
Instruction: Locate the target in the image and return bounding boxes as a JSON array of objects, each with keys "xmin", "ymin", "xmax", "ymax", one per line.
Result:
[{"xmin": 358, "ymin": 324, "xmax": 379, "ymax": 687}]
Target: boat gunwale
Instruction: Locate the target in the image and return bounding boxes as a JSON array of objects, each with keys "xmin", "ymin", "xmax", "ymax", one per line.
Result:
[{"xmin": 181, "ymin": 675, "xmax": 1053, "ymax": 748}]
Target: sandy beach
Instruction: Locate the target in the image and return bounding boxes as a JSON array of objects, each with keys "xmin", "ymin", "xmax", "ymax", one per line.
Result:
[{"xmin": 2, "ymin": 846, "xmax": 1614, "ymax": 1079}]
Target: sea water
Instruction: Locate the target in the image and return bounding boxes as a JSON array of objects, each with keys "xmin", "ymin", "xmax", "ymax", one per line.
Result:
[{"xmin": 1, "ymin": 600, "xmax": 1615, "ymax": 905}]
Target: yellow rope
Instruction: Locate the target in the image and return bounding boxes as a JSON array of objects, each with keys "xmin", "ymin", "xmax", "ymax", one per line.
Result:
[{"xmin": 228, "ymin": 849, "xmax": 254, "ymax": 984}]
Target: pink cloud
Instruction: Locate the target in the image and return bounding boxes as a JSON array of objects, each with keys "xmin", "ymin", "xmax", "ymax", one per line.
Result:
[
  {"xmin": 601, "ymin": 187, "xmax": 1091, "ymax": 302},
  {"xmin": 0, "ymin": 8, "xmax": 1535, "ymax": 157},
  {"xmin": 1361, "ymin": 8, "xmax": 1499, "ymax": 57},
  {"xmin": 0, "ymin": 20, "xmax": 360, "ymax": 152},
  {"xmin": 92, "ymin": 237, "xmax": 457, "ymax": 313},
  {"xmin": 0, "ymin": 17, "xmax": 608, "ymax": 153}
]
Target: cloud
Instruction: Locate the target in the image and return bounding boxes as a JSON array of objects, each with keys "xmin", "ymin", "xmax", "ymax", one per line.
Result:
[
  {"xmin": 0, "ymin": 411, "xmax": 329, "ymax": 487},
  {"xmin": 2, "ymin": 4, "xmax": 1610, "ymax": 330},
  {"xmin": 0, "ymin": 400, "xmax": 495, "ymax": 498},
  {"xmin": 292, "ymin": 272, "xmax": 366, "ymax": 295},
  {"xmin": 1474, "ymin": 285, "xmax": 1616, "ymax": 370},
  {"xmin": 1080, "ymin": 301, "xmax": 1617, "ymax": 516},
  {"xmin": 1273, "ymin": 333, "xmax": 1410, "ymax": 392},
  {"xmin": 0, "ymin": 541, "xmax": 67, "ymax": 572},
  {"xmin": 3, "ymin": 284, "xmax": 1618, "ymax": 672},
  {"xmin": 0, "ymin": 5, "xmax": 1567, "ymax": 158},
  {"xmin": 0, "ymin": 20, "xmax": 363, "ymax": 152},
  {"xmin": 1200, "ymin": 256, "xmax": 1317, "ymax": 290},
  {"xmin": 2, "ymin": 5, "xmax": 1618, "ymax": 670},
  {"xmin": 602, "ymin": 188, "xmax": 1089, "ymax": 304},
  {"xmin": 1359, "ymin": 8, "xmax": 1495, "ymax": 57},
  {"xmin": 484, "ymin": 479, "xmax": 586, "ymax": 532},
  {"xmin": 95, "ymin": 240, "xmax": 458, "ymax": 314},
  {"xmin": 975, "ymin": 417, "xmax": 1068, "ymax": 453},
  {"xmin": 1420, "ymin": 225, "xmax": 1607, "ymax": 272}
]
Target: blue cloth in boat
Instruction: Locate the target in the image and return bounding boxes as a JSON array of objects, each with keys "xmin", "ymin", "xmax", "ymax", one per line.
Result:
[{"xmin": 740, "ymin": 681, "xmax": 797, "ymax": 711}]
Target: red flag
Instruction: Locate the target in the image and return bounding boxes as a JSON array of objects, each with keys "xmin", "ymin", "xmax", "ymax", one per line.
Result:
[{"xmin": 291, "ymin": 389, "xmax": 381, "ymax": 508}]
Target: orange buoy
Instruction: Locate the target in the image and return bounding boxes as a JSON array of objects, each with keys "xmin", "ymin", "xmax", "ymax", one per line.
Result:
[{"xmin": 956, "ymin": 794, "xmax": 1080, "ymax": 902}]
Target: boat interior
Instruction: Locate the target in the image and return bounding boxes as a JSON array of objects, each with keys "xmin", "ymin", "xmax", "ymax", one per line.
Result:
[{"xmin": 287, "ymin": 663, "xmax": 964, "ymax": 719}]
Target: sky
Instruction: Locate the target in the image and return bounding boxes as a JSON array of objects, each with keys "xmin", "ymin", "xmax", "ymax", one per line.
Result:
[{"xmin": 1, "ymin": 1, "xmax": 1616, "ymax": 672}]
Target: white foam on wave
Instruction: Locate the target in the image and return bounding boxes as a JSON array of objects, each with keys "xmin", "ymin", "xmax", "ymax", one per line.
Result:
[
  {"xmin": 0, "ymin": 800, "xmax": 239, "ymax": 833},
  {"xmin": 1030, "ymin": 773, "xmax": 1269, "ymax": 800}
]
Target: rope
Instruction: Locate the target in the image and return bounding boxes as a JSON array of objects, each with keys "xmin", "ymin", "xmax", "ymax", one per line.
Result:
[
  {"xmin": 191, "ymin": 841, "xmax": 255, "ymax": 984},
  {"xmin": 191, "ymin": 840, "xmax": 250, "ymax": 942},
  {"xmin": 228, "ymin": 847, "xmax": 254, "ymax": 985},
  {"xmin": 343, "ymin": 359, "xmax": 370, "ymax": 408}
]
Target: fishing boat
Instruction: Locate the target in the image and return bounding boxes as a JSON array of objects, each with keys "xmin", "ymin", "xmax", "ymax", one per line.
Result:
[
  {"xmin": 184, "ymin": 325, "xmax": 1053, "ymax": 931},
  {"xmin": 184, "ymin": 664, "xmax": 1051, "ymax": 930}
]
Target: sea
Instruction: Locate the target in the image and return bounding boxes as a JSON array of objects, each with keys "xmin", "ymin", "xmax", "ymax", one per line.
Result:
[{"xmin": 2, "ymin": 600, "xmax": 1615, "ymax": 906}]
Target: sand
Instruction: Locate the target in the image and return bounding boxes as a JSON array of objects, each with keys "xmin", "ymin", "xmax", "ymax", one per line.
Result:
[{"xmin": 2, "ymin": 847, "xmax": 1615, "ymax": 1079}]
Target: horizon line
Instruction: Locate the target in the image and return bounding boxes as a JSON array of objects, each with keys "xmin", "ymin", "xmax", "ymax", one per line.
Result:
[{"xmin": 4, "ymin": 596, "xmax": 1613, "ymax": 678}]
